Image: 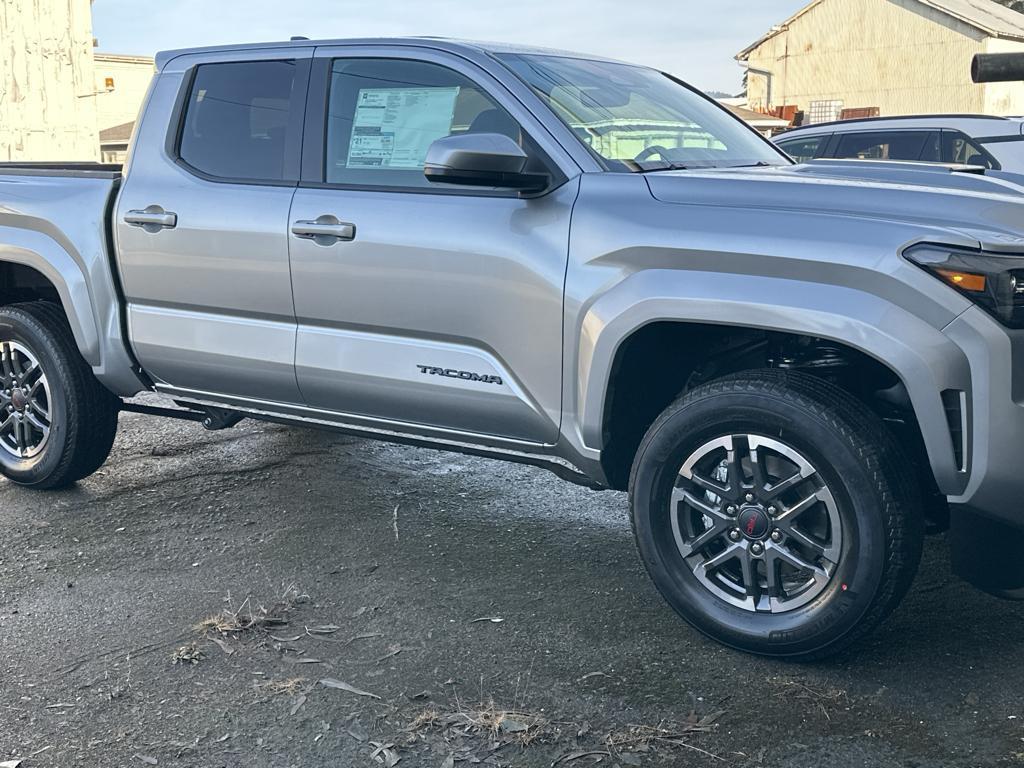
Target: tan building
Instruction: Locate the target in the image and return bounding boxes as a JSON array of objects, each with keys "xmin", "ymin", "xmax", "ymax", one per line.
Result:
[
  {"xmin": 737, "ymin": 0, "xmax": 1024, "ymax": 123},
  {"xmin": 0, "ymin": 0, "xmax": 99, "ymax": 161}
]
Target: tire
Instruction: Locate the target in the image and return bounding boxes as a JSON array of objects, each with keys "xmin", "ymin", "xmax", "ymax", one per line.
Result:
[
  {"xmin": 629, "ymin": 369, "xmax": 923, "ymax": 660},
  {"xmin": 0, "ymin": 302, "xmax": 120, "ymax": 489}
]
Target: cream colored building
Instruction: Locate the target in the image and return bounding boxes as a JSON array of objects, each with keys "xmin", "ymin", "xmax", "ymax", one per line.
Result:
[
  {"xmin": 94, "ymin": 53, "xmax": 154, "ymax": 163},
  {"xmin": 94, "ymin": 54, "xmax": 154, "ymax": 132},
  {"xmin": 737, "ymin": 0, "xmax": 1024, "ymax": 122},
  {"xmin": 0, "ymin": 0, "xmax": 99, "ymax": 161}
]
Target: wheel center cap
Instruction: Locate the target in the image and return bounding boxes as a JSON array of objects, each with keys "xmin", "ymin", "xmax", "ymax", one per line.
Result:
[
  {"xmin": 737, "ymin": 505, "xmax": 770, "ymax": 540},
  {"xmin": 10, "ymin": 389, "xmax": 27, "ymax": 411}
]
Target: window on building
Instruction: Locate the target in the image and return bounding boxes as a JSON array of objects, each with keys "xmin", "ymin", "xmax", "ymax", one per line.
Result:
[
  {"xmin": 807, "ymin": 100, "xmax": 844, "ymax": 124},
  {"xmin": 833, "ymin": 131, "xmax": 933, "ymax": 161},
  {"xmin": 178, "ymin": 60, "xmax": 298, "ymax": 182},
  {"xmin": 325, "ymin": 58, "xmax": 523, "ymax": 189},
  {"xmin": 776, "ymin": 135, "xmax": 827, "ymax": 162}
]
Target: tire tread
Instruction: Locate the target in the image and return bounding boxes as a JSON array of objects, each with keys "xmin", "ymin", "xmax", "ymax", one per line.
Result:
[
  {"xmin": 0, "ymin": 302, "xmax": 119, "ymax": 489},
  {"xmin": 629, "ymin": 369, "xmax": 924, "ymax": 661}
]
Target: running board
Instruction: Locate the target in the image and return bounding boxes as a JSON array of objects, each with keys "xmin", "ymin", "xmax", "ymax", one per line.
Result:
[
  {"xmin": 120, "ymin": 401, "xmax": 207, "ymax": 422},
  {"xmin": 120, "ymin": 398, "xmax": 605, "ymax": 490}
]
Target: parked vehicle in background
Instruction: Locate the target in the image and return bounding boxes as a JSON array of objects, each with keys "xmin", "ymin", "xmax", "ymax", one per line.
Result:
[
  {"xmin": 3, "ymin": 39, "xmax": 1024, "ymax": 661},
  {"xmin": 774, "ymin": 114, "xmax": 1024, "ymax": 170}
]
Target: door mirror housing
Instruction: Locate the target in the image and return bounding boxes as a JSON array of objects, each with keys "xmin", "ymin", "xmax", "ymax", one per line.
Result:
[{"xmin": 424, "ymin": 133, "xmax": 548, "ymax": 192}]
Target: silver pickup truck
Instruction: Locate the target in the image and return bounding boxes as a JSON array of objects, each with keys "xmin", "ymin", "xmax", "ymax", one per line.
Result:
[{"xmin": 2, "ymin": 38, "xmax": 1023, "ymax": 659}]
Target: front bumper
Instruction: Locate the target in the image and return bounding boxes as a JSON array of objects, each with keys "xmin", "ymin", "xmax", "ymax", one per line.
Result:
[
  {"xmin": 942, "ymin": 307, "xmax": 1024, "ymax": 595},
  {"xmin": 943, "ymin": 306, "xmax": 1024, "ymax": 525}
]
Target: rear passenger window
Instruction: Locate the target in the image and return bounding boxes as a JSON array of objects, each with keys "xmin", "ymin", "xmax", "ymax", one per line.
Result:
[
  {"xmin": 178, "ymin": 60, "xmax": 298, "ymax": 182},
  {"xmin": 325, "ymin": 58, "xmax": 522, "ymax": 189},
  {"xmin": 834, "ymin": 131, "xmax": 931, "ymax": 161},
  {"xmin": 943, "ymin": 131, "xmax": 997, "ymax": 169},
  {"xmin": 776, "ymin": 135, "xmax": 825, "ymax": 163}
]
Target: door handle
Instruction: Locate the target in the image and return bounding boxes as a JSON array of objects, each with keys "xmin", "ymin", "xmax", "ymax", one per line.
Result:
[
  {"xmin": 291, "ymin": 216, "xmax": 356, "ymax": 244},
  {"xmin": 124, "ymin": 206, "xmax": 177, "ymax": 231}
]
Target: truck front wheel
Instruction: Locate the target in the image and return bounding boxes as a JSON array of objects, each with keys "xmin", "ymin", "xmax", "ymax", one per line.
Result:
[
  {"xmin": 0, "ymin": 303, "xmax": 119, "ymax": 489},
  {"xmin": 629, "ymin": 370, "xmax": 924, "ymax": 660}
]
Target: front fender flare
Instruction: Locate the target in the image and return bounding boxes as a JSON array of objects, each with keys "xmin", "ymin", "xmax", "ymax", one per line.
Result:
[{"xmin": 576, "ymin": 270, "xmax": 971, "ymax": 495}]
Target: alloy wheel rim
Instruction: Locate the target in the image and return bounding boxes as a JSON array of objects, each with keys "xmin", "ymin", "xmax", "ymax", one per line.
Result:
[
  {"xmin": 0, "ymin": 341, "xmax": 52, "ymax": 459},
  {"xmin": 669, "ymin": 434, "xmax": 843, "ymax": 614}
]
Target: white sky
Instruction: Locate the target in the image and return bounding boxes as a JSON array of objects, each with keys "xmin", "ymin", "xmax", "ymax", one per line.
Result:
[{"xmin": 91, "ymin": 0, "xmax": 808, "ymax": 94}]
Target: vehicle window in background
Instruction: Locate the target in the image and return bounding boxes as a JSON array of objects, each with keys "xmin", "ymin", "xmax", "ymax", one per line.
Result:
[
  {"xmin": 920, "ymin": 132, "xmax": 942, "ymax": 162},
  {"xmin": 776, "ymin": 135, "xmax": 826, "ymax": 162},
  {"xmin": 325, "ymin": 58, "xmax": 521, "ymax": 189},
  {"xmin": 496, "ymin": 53, "xmax": 786, "ymax": 171},
  {"xmin": 833, "ymin": 131, "xmax": 931, "ymax": 161},
  {"xmin": 178, "ymin": 60, "xmax": 297, "ymax": 181},
  {"xmin": 943, "ymin": 131, "xmax": 996, "ymax": 169},
  {"xmin": 978, "ymin": 136, "xmax": 1024, "ymax": 170}
]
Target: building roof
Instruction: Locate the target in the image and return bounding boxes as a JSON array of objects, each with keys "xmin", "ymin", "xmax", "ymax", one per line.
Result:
[
  {"xmin": 721, "ymin": 103, "xmax": 791, "ymax": 127},
  {"xmin": 737, "ymin": 0, "xmax": 1024, "ymax": 60},
  {"xmin": 94, "ymin": 52, "xmax": 155, "ymax": 65},
  {"xmin": 99, "ymin": 121, "xmax": 135, "ymax": 144}
]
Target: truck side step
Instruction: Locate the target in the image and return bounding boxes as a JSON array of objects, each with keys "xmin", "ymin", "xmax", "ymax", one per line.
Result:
[
  {"xmin": 119, "ymin": 401, "xmax": 246, "ymax": 431},
  {"xmin": 196, "ymin": 406, "xmax": 246, "ymax": 431}
]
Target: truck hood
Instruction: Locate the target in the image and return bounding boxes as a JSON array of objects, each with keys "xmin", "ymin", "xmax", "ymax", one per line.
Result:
[{"xmin": 645, "ymin": 159, "xmax": 1024, "ymax": 254}]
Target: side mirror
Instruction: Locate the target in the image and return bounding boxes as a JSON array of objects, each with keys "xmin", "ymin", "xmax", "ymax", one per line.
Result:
[{"xmin": 424, "ymin": 133, "xmax": 548, "ymax": 192}]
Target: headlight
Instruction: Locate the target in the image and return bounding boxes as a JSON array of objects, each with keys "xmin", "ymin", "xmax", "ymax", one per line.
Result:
[{"xmin": 905, "ymin": 245, "xmax": 1024, "ymax": 329}]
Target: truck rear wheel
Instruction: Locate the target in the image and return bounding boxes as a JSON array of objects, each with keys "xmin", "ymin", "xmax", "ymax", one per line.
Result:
[
  {"xmin": 629, "ymin": 369, "xmax": 923, "ymax": 660},
  {"xmin": 0, "ymin": 303, "xmax": 119, "ymax": 489}
]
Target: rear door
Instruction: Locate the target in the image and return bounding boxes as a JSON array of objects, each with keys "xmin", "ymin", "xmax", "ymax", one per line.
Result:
[
  {"xmin": 115, "ymin": 49, "xmax": 311, "ymax": 403},
  {"xmin": 287, "ymin": 47, "xmax": 579, "ymax": 444}
]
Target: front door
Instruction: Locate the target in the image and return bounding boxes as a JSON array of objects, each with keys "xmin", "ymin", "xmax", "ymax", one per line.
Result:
[
  {"xmin": 288, "ymin": 51, "xmax": 576, "ymax": 444},
  {"xmin": 115, "ymin": 51, "xmax": 310, "ymax": 403}
]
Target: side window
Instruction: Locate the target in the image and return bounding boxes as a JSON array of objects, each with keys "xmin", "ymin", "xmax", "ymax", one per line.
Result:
[
  {"xmin": 178, "ymin": 60, "xmax": 298, "ymax": 182},
  {"xmin": 919, "ymin": 132, "xmax": 942, "ymax": 162},
  {"xmin": 325, "ymin": 58, "xmax": 523, "ymax": 189},
  {"xmin": 834, "ymin": 131, "xmax": 931, "ymax": 161},
  {"xmin": 943, "ymin": 131, "xmax": 997, "ymax": 169},
  {"xmin": 776, "ymin": 135, "xmax": 826, "ymax": 163}
]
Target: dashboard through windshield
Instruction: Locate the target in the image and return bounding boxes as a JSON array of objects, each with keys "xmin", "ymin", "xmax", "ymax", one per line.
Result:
[{"xmin": 496, "ymin": 52, "xmax": 789, "ymax": 172}]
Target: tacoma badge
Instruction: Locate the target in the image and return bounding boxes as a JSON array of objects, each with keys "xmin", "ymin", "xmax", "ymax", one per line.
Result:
[{"xmin": 416, "ymin": 365, "xmax": 503, "ymax": 386}]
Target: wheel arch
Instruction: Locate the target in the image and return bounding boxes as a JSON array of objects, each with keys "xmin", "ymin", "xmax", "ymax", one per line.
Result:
[
  {"xmin": 0, "ymin": 236, "xmax": 100, "ymax": 367},
  {"xmin": 576, "ymin": 273, "xmax": 971, "ymax": 498}
]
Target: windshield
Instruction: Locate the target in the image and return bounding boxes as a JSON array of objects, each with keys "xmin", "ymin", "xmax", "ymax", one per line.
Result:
[{"xmin": 495, "ymin": 53, "xmax": 789, "ymax": 172}]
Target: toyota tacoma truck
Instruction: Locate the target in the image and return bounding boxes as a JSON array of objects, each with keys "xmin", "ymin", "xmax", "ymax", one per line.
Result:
[{"xmin": 2, "ymin": 38, "xmax": 1022, "ymax": 660}]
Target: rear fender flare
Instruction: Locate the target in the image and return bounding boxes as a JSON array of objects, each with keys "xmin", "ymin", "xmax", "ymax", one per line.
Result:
[{"xmin": 0, "ymin": 229, "xmax": 100, "ymax": 366}]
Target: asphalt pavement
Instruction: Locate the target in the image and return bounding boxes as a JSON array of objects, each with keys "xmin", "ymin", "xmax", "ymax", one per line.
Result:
[{"xmin": 1, "ymin": 398, "xmax": 1022, "ymax": 767}]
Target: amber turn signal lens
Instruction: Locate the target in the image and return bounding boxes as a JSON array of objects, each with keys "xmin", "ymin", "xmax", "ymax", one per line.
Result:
[{"xmin": 936, "ymin": 269, "xmax": 987, "ymax": 292}]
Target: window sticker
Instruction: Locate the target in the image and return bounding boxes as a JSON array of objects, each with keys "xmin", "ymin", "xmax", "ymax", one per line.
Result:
[{"xmin": 347, "ymin": 87, "xmax": 460, "ymax": 169}]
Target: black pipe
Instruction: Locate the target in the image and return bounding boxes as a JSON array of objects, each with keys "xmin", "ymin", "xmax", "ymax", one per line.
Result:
[{"xmin": 972, "ymin": 52, "xmax": 1024, "ymax": 83}]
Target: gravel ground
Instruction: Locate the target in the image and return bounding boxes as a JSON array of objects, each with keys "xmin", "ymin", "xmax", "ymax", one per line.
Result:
[{"xmin": 1, "ymin": 401, "xmax": 1023, "ymax": 767}]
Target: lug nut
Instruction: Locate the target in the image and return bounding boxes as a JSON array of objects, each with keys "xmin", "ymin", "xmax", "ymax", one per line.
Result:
[
  {"xmin": 725, "ymin": 504, "xmax": 738, "ymax": 516},
  {"xmin": 767, "ymin": 505, "xmax": 778, "ymax": 516},
  {"xmin": 745, "ymin": 493, "xmax": 755, "ymax": 503},
  {"xmin": 770, "ymin": 530, "xmax": 783, "ymax": 543},
  {"xmin": 750, "ymin": 542, "xmax": 764, "ymax": 556},
  {"xmin": 729, "ymin": 529, "xmax": 742, "ymax": 542}
]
